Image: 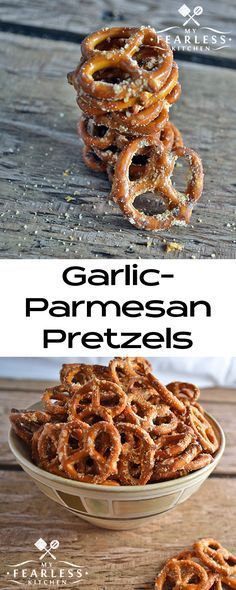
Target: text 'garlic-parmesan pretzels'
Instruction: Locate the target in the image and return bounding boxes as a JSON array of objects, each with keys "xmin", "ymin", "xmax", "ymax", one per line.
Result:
[
  {"xmin": 9, "ymin": 357, "xmax": 219, "ymax": 486},
  {"xmin": 68, "ymin": 26, "xmax": 204, "ymax": 231}
]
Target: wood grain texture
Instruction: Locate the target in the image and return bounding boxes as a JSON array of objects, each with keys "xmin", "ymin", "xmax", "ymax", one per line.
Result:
[
  {"xmin": 0, "ymin": 473, "xmax": 235, "ymax": 589},
  {"xmin": 0, "ymin": 34, "xmax": 236, "ymax": 259},
  {"xmin": 1, "ymin": 380, "xmax": 235, "ymax": 473},
  {"xmin": 0, "ymin": 0, "xmax": 235, "ymax": 57}
]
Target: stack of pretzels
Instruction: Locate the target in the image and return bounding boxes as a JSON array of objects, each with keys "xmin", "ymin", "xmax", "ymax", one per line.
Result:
[
  {"xmin": 68, "ymin": 26, "xmax": 204, "ymax": 231},
  {"xmin": 10, "ymin": 357, "xmax": 219, "ymax": 486}
]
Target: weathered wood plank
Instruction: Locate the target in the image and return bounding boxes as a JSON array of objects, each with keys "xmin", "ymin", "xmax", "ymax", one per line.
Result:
[
  {"xmin": 0, "ymin": 34, "xmax": 235, "ymax": 259},
  {"xmin": 0, "ymin": 472, "xmax": 235, "ymax": 589},
  {"xmin": 0, "ymin": 0, "xmax": 235, "ymax": 58},
  {"xmin": 1, "ymin": 381, "xmax": 235, "ymax": 472},
  {"xmin": 0, "ymin": 379, "xmax": 58, "ymax": 393}
]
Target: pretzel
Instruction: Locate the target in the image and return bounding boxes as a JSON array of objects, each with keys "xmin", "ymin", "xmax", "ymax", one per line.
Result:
[
  {"xmin": 119, "ymin": 393, "xmax": 179, "ymax": 437},
  {"xmin": 186, "ymin": 452, "xmax": 213, "ymax": 473},
  {"xmin": 220, "ymin": 577, "xmax": 236, "ymax": 589},
  {"xmin": 94, "ymin": 103, "xmax": 169, "ymax": 136},
  {"xmin": 9, "ymin": 408, "xmax": 51, "ymax": 446},
  {"xmin": 173, "ymin": 550, "xmax": 198, "ymax": 562},
  {"xmin": 79, "ymin": 116, "xmax": 116, "ymax": 149},
  {"xmin": 147, "ymin": 373, "xmax": 186, "ymax": 414},
  {"xmin": 194, "ymin": 540, "xmax": 236, "ymax": 577},
  {"xmin": 160, "ymin": 122, "xmax": 183, "ymax": 150},
  {"xmin": 90, "ymin": 132, "xmax": 153, "ymax": 177},
  {"xmin": 92, "ymin": 77, "xmax": 171, "ymax": 126},
  {"xmin": 81, "ymin": 27, "xmax": 145, "ymax": 58},
  {"xmin": 186, "ymin": 406, "xmax": 219, "ymax": 453},
  {"xmin": 205, "ymin": 574, "xmax": 236, "ymax": 590},
  {"xmin": 166, "ymin": 82, "xmax": 182, "ymax": 106},
  {"xmin": 153, "ymin": 441, "xmax": 201, "ymax": 482},
  {"xmin": 117, "ymin": 422, "xmax": 155, "ymax": 485},
  {"xmin": 91, "ymin": 100, "xmax": 168, "ymax": 135},
  {"xmin": 109, "ymin": 356, "xmax": 151, "ymax": 390},
  {"xmin": 59, "ymin": 420, "xmax": 121, "ymax": 483},
  {"xmin": 167, "ymin": 82, "xmax": 182, "ymax": 104},
  {"xmin": 127, "ymin": 375, "xmax": 161, "ymax": 404},
  {"xmin": 31, "ymin": 426, "xmax": 44, "ymax": 464},
  {"xmin": 82, "ymin": 145, "xmax": 107, "ymax": 172},
  {"xmin": 77, "ymin": 79, "xmax": 158, "ymax": 116},
  {"xmin": 76, "ymin": 29, "xmax": 173, "ymax": 100},
  {"xmin": 68, "ymin": 378, "xmax": 127, "ymax": 421},
  {"xmin": 154, "ymin": 423, "xmax": 194, "ymax": 461},
  {"xmin": 57, "ymin": 419, "xmax": 89, "ymax": 470},
  {"xmin": 167, "ymin": 382, "xmax": 200, "ymax": 405},
  {"xmin": 152, "ymin": 451, "xmax": 213, "ymax": 482},
  {"xmin": 150, "ymin": 405, "xmax": 180, "ymax": 436},
  {"xmin": 77, "ymin": 90, "xmax": 141, "ymax": 116},
  {"xmin": 77, "ymin": 75, "xmax": 169, "ymax": 115},
  {"xmin": 60, "ymin": 362, "xmax": 110, "ymax": 389},
  {"xmin": 79, "ymin": 117, "xmax": 146, "ymax": 171},
  {"xmin": 81, "ymin": 26, "xmax": 169, "ymax": 63},
  {"xmin": 155, "ymin": 558, "xmax": 215, "ymax": 590},
  {"xmin": 93, "ymin": 145, "xmax": 119, "ymax": 168},
  {"xmin": 37, "ymin": 423, "xmax": 64, "ymax": 475},
  {"xmin": 81, "ymin": 62, "xmax": 178, "ymax": 128},
  {"xmin": 42, "ymin": 385, "xmax": 71, "ymax": 419},
  {"xmin": 112, "ymin": 137, "xmax": 204, "ymax": 231}
]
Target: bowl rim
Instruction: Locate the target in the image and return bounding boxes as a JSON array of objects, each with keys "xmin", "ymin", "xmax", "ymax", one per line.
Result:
[{"xmin": 8, "ymin": 406, "xmax": 225, "ymax": 494}]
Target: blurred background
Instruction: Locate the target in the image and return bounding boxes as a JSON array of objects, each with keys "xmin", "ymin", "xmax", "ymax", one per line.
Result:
[{"xmin": 0, "ymin": 358, "xmax": 235, "ymax": 387}]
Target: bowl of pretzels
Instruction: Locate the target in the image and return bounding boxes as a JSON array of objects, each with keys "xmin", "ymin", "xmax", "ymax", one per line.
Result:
[{"xmin": 9, "ymin": 358, "xmax": 225, "ymax": 530}]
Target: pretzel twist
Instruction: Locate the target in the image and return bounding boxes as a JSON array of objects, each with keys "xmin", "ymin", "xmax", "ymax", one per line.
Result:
[
  {"xmin": 68, "ymin": 378, "xmax": 127, "ymax": 423},
  {"xmin": 73, "ymin": 28, "xmax": 173, "ymax": 100},
  {"xmin": 37, "ymin": 423, "xmax": 65, "ymax": 475},
  {"xmin": 42, "ymin": 384, "xmax": 71, "ymax": 419},
  {"xmin": 154, "ymin": 423, "xmax": 195, "ymax": 460},
  {"xmin": 60, "ymin": 362, "xmax": 110, "ymax": 390},
  {"xmin": 194, "ymin": 540, "xmax": 236, "ymax": 576},
  {"xmin": 155, "ymin": 558, "xmax": 216, "ymax": 590},
  {"xmin": 59, "ymin": 420, "xmax": 121, "ymax": 483},
  {"xmin": 117, "ymin": 422, "xmax": 155, "ymax": 485},
  {"xmin": 118, "ymin": 394, "xmax": 179, "ymax": 437},
  {"xmin": 9, "ymin": 409, "xmax": 51, "ymax": 446},
  {"xmin": 112, "ymin": 139, "xmax": 203, "ymax": 231},
  {"xmin": 152, "ymin": 441, "xmax": 201, "ymax": 482},
  {"xmin": 167, "ymin": 382, "xmax": 200, "ymax": 405},
  {"xmin": 186, "ymin": 406, "xmax": 219, "ymax": 453},
  {"xmin": 109, "ymin": 356, "xmax": 152, "ymax": 390}
]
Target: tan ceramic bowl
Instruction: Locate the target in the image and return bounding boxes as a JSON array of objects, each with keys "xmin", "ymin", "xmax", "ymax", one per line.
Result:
[{"xmin": 9, "ymin": 404, "xmax": 225, "ymax": 530}]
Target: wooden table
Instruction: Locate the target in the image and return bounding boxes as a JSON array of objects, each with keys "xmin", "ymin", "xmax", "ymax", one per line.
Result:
[
  {"xmin": 0, "ymin": 380, "xmax": 235, "ymax": 589},
  {"xmin": 0, "ymin": 1, "xmax": 236, "ymax": 259}
]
